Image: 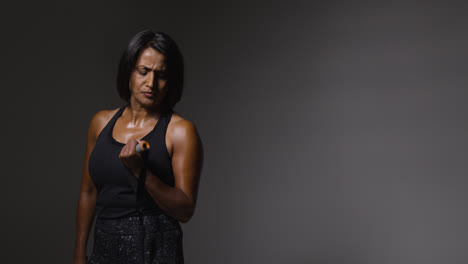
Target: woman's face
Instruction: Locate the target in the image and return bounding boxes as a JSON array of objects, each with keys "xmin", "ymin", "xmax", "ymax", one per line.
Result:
[{"xmin": 129, "ymin": 47, "xmax": 168, "ymax": 108}]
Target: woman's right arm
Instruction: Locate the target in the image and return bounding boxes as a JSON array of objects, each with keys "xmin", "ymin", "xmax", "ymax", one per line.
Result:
[{"xmin": 73, "ymin": 110, "xmax": 109, "ymax": 264}]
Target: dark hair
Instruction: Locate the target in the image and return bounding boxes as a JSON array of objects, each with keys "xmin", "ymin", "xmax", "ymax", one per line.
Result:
[{"xmin": 116, "ymin": 30, "xmax": 184, "ymax": 109}]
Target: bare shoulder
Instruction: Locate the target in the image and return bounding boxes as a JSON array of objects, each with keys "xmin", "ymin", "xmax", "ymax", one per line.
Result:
[
  {"xmin": 168, "ymin": 112, "xmax": 200, "ymax": 138},
  {"xmin": 167, "ymin": 112, "xmax": 202, "ymax": 154},
  {"xmin": 88, "ymin": 107, "xmax": 120, "ymax": 141}
]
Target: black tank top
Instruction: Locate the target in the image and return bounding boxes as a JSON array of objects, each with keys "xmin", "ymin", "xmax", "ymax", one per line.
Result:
[{"xmin": 88, "ymin": 103, "xmax": 175, "ymax": 219}]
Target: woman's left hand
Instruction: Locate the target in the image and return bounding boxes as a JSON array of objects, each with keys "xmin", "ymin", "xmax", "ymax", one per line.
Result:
[{"xmin": 119, "ymin": 139, "xmax": 143, "ymax": 178}]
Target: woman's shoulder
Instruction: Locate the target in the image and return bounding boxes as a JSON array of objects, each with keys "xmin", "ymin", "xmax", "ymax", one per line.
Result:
[
  {"xmin": 165, "ymin": 111, "xmax": 203, "ymax": 160},
  {"xmin": 168, "ymin": 112, "xmax": 197, "ymax": 132},
  {"xmin": 92, "ymin": 107, "xmax": 120, "ymax": 121},
  {"xmin": 167, "ymin": 111, "xmax": 201, "ymax": 142}
]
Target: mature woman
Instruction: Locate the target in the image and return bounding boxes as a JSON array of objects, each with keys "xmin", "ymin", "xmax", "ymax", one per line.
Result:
[{"xmin": 73, "ymin": 30, "xmax": 203, "ymax": 264}]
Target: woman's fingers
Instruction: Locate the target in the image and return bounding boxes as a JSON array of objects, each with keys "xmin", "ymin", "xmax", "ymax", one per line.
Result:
[
  {"xmin": 118, "ymin": 139, "xmax": 143, "ymax": 177},
  {"xmin": 121, "ymin": 139, "xmax": 139, "ymax": 156}
]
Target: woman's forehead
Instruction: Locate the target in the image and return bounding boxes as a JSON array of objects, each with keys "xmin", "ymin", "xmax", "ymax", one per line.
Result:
[{"xmin": 137, "ymin": 47, "xmax": 166, "ymax": 68}]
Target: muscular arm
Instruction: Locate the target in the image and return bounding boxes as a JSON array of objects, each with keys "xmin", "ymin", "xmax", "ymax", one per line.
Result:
[
  {"xmin": 73, "ymin": 110, "xmax": 112, "ymax": 261},
  {"xmin": 144, "ymin": 120, "xmax": 204, "ymax": 223}
]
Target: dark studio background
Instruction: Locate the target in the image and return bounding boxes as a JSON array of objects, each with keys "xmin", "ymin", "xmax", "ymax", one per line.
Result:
[{"xmin": 1, "ymin": 1, "xmax": 467, "ymax": 263}]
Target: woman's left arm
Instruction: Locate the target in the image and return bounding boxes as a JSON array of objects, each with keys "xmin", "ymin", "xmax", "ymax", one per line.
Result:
[{"xmin": 144, "ymin": 120, "xmax": 204, "ymax": 223}]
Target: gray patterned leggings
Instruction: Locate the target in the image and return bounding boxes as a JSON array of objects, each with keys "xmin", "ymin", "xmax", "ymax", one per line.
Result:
[{"xmin": 87, "ymin": 214, "xmax": 184, "ymax": 264}]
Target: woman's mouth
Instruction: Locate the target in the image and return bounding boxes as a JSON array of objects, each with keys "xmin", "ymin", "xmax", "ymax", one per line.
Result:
[{"xmin": 142, "ymin": 92, "xmax": 154, "ymax": 98}]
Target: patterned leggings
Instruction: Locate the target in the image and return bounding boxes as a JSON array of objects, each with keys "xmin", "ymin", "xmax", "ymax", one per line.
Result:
[{"xmin": 87, "ymin": 214, "xmax": 184, "ymax": 264}]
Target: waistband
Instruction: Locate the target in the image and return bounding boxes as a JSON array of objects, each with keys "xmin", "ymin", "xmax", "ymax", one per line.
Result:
[{"xmin": 95, "ymin": 214, "xmax": 181, "ymax": 235}]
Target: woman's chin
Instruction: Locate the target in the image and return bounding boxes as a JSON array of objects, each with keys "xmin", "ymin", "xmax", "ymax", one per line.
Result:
[{"xmin": 131, "ymin": 95, "xmax": 165, "ymax": 109}]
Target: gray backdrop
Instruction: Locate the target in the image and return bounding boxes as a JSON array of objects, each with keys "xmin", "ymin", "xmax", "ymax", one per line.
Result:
[{"xmin": 1, "ymin": 1, "xmax": 467, "ymax": 263}]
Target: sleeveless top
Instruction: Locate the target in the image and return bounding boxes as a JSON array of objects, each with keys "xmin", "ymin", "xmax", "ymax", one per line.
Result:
[{"xmin": 88, "ymin": 103, "xmax": 175, "ymax": 219}]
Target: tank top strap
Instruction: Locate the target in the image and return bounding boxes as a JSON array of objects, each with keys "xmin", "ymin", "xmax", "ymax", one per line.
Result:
[
  {"xmin": 95, "ymin": 104, "xmax": 128, "ymax": 142},
  {"xmin": 108, "ymin": 104, "xmax": 128, "ymax": 127},
  {"xmin": 160, "ymin": 108, "xmax": 174, "ymax": 136}
]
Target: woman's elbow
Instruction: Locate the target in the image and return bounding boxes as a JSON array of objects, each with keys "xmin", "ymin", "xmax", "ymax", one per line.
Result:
[{"xmin": 179, "ymin": 205, "xmax": 195, "ymax": 223}]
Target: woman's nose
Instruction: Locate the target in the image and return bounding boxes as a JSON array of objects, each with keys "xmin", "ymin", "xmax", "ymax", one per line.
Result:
[{"xmin": 146, "ymin": 72, "xmax": 155, "ymax": 87}]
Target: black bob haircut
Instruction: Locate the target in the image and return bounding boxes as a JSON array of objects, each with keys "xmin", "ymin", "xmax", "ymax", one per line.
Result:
[{"xmin": 116, "ymin": 30, "xmax": 184, "ymax": 109}]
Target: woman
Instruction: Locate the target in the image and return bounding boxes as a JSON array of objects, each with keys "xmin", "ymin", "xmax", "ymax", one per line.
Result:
[{"xmin": 73, "ymin": 30, "xmax": 203, "ymax": 264}]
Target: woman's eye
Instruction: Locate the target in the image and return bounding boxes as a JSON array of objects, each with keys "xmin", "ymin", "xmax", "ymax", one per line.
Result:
[{"xmin": 139, "ymin": 71, "xmax": 147, "ymax": 76}]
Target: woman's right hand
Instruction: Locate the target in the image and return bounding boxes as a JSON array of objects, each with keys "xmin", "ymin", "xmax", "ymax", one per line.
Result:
[
  {"xmin": 72, "ymin": 255, "xmax": 87, "ymax": 264},
  {"xmin": 119, "ymin": 139, "xmax": 144, "ymax": 178}
]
